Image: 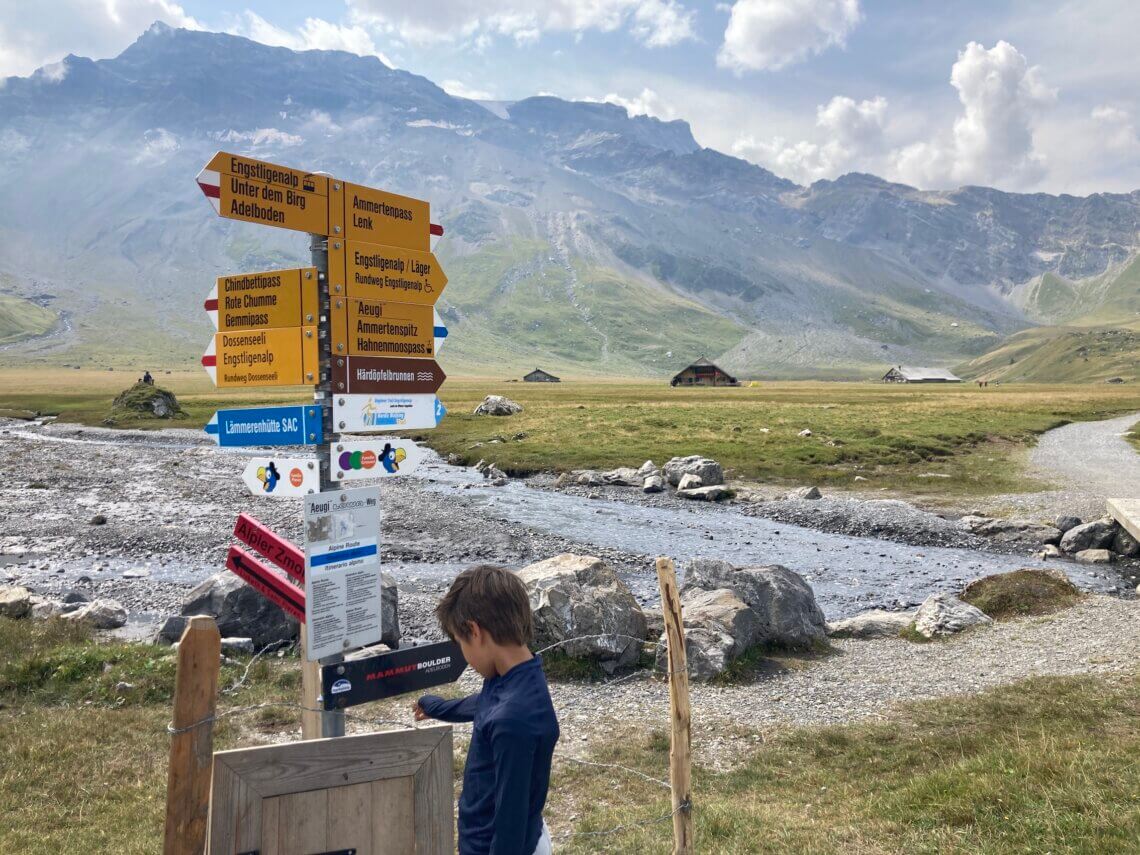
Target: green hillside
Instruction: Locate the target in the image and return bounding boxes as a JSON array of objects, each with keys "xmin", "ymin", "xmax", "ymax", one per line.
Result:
[
  {"xmin": 958, "ymin": 321, "xmax": 1140, "ymax": 383},
  {"xmin": 0, "ymin": 293, "xmax": 56, "ymax": 345},
  {"xmin": 1017, "ymin": 253, "xmax": 1140, "ymax": 325},
  {"xmin": 437, "ymin": 239, "xmax": 747, "ymax": 377}
]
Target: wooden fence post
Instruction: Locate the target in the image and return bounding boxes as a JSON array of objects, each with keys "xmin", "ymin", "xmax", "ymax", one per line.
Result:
[
  {"xmin": 655, "ymin": 557, "xmax": 694, "ymax": 855},
  {"xmin": 300, "ymin": 629, "xmax": 322, "ymax": 739},
  {"xmin": 164, "ymin": 615, "xmax": 222, "ymax": 855}
]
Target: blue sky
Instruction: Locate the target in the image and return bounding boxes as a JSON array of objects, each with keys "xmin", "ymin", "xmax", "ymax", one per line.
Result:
[{"xmin": 3, "ymin": 0, "xmax": 1138, "ymax": 194}]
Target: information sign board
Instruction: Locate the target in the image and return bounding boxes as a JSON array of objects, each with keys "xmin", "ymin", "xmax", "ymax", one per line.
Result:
[
  {"xmin": 331, "ymin": 356, "xmax": 447, "ymax": 395},
  {"xmin": 330, "ymin": 438, "xmax": 426, "ymax": 481},
  {"xmin": 205, "ymin": 405, "xmax": 323, "ymax": 446},
  {"xmin": 303, "ymin": 486, "xmax": 383, "ymax": 660},
  {"xmin": 333, "ymin": 394, "xmax": 445, "ymax": 432},
  {"xmin": 205, "ymin": 267, "xmax": 318, "ymax": 332},
  {"xmin": 201, "ymin": 326, "xmax": 318, "ymax": 387},
  {"xmin": 241, "ymin": 456, "xmax": 320, "ymax": 497},
  {"xmin": 329, "ymin": 239, "xmax": 446, "ymax": 305}
]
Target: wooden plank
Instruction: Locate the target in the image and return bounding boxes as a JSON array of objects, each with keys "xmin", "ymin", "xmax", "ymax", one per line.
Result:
[
  {"xmin": 327, "ymin": 782, "xmax": 373, "ymax": 854},
  {"xmin": 371, "ymin": 777, "xmax": 415, "ymax": 855},
  {"xmin": 276, "ymin": 789, "xmax": 329, "ymax": 855},
  {"xmin": 260, "ymin": 795, "xmax": 281, "ymax": 855},
  {"xmin": 214, "ymin": 726, "xmax": 450, "ymax": 798},
  {"xmin": 207, "ymin": 760, "xmax": 262, "ymax": 855},
  {"xmin": 1107, "ymin": 498, "xmax": 1140, "ymax": 543},
  {"xmin": 164, "ymin": 615, "xmax": 221, "ymax": 855},
  {"xmin": 413, "ymin": 727, "xmax": 454, "ymax": 855},
  {"xmin": 656, "ymin": 557, "xmax": 694, "ymax": 855}
]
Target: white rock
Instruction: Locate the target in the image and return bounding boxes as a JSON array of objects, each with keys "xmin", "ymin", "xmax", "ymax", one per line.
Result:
[
  {"xmin": 0, "ymin": 585, "xmax": 33, "ymax": 619},
  {"xmin": 913, "ymin": 593, "xmax": 991, "ymax": 639},
  {"xmin": 827, "ymin": 610, "xmax": 913, "ymax": 639},
  {"xmin": 642, "ymin": 474, "xmax": 665, "ymax": 493},
  {"xmin": 473, "ymin": 395, "xmax": 523, "ymax": 416},
  {"xmin": 677, "ymin": 473, "xmax": 704, "ymax": 491},
  {"xmin": 677, "ymin": 485, "xmax": 731, "ymax": 501},
  {"xmin": 63, "ymin": 599, "xmax": 128, "ymax": 629},
  {"xmin": 798, "ymin": 429, "xmax": 813, "ymax": 437},
  {"xmin": 220, "ymin": 637, "xmax": 255, "ymax": 654},
  {"xmin": 1074, "ymin": 548, "xmax": 1114, "ymax": 564}
]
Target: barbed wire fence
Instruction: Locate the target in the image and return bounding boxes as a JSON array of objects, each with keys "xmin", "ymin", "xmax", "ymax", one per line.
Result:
[{"xmin": 166, "ymin": 630, "xmax": 688, "ymax": 844}]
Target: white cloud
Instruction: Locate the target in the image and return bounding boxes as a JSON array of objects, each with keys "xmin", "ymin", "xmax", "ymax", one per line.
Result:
[
  {"xmin": 892, "ymin": 41, "xmax": 1056, "ymax": 189},
  {"xmin": 442, "ymin": 80, "xmax": 495, "ymax": 101},
  {"xmin": 1091, "ymin": 104, "xmax": 1139, "ymax": 152},
  {"xmin": 599, "ymin": 88, "xmax": 679, "ymax": 120},
  {"xmin": 717, "ymin": 0, "xmax": 861, "ymax": 73},
  {"xmin": 732, "ymin": 95, "xmax": 886, "ymax": 183},
  {"xmin": 37, "ymin": 59, "xmax": 69, "ymax": 83},
  {"xmin": 0, "ymin": 0, "xmax": 200, "ymax": 78},
  {"xmin": 227, "ymin": 12, "xmax": 393, "ymax": 66},
  {"xmin": 346, "ymin": 0, "xmax": 697, "ymax": 49}
]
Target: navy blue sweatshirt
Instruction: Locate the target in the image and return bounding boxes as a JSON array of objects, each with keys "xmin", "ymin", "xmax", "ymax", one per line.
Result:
[{"xmin": 419, "ymin": 656, "xmax": 559, "ymax": 855}]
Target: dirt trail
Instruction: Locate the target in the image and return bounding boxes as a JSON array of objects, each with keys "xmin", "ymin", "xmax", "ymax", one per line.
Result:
[{"xmin": 1019, "ymin": 411, "xmax": 1140, "ymax": 518}]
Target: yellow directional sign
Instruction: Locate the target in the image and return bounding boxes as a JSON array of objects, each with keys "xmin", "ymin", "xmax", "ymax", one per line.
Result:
[
  {"xmin": 202, "ymin": 326, "xmax": 319, "ymax": 387},
  {"xmin": 342, "ymin": 182, "xmax": 430, "ymax": 250},
  {"xmin": 206, "ymin": 267, "xmax": 319, "ymax": 332},
  {"xmin": 328, "ymin": 239, "xmax": 447, "ymax": 306},
  {"xmin": 196, "ymin": 152, "xmax": 341, "ymax": 236},
  {"xmin": 331, "ymin": 297, "xmax": 435, "ymax": 358}
]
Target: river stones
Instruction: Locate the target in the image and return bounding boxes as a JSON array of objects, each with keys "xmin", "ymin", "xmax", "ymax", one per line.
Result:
[
  {"xmin": 642, "ymin": 474, "xmax": 665, "ymax": 493},
  {"xmin": 677, "ymin": 473, "xmax": 703, "ymax": 491},
  {"xmin": 677, "ymin": 485, "xmax": 731, "ymax": 501},
  {"xmin": 1074, "ymin": 548, "xmax": 1115, "ymax": 564}
]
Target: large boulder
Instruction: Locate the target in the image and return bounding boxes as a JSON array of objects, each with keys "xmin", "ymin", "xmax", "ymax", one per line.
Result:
[
  {"xmin": 1112, "ymin": 526, "xmax": 1140, "ymax": 558},
  {"xmin": 682, "ymin": 559, "xmax": 826, "ymax": 648},
  {"xmin": 518, "ymin": 554, "xmax": 646, "ymax": 667},
  {"xmin": 473, "ymin": 395, "xmax": 523, "ymax": 416},
  {"xmin": 827, "ymin": 609, "xmax": 913, "ymax": 639},
  {"xmin": 681, "ymin": 588, "xmax": 762, "ymax": 655},
  {"xmin": 660, "ymin": 627, "xmax": 736, "ymax": 683},
  {"xmin": 1059, "ymin": 519, "xmax": 1118, "ymax": 553},
  {"xmin": 108, "ymin": 383, "xmax": 184, "ymax": 420},
  {"xmin": 642, "ymin": 474, "xmax": 665, "ymax": 494},
  {"xmin": 63, "ymin": 599, "xmax": 127, "ymax": 629},
  {"xmin": 1075, "ymin": 549, "xmax": 1114, "ymax": 564},
  {"xmin": 663, "ymin": 456, "xmax": 724, "ymax": 487},
  {"xmin": 636, "ymin": 460, "xmax": 660, "ymax": 478},
  {"xmin": 181, "ymin": 572, "xmax": 297, "ymax": 648},
  {"xmin": 0, "ymin": 585, "xmax": 33, "ymax": 619},
  {"xmin": 1054, "ymin": 516, "xmax": 1082, "ymax": 534},
  {"xmin": 913, "ymin": 593, "xmax": 992, "ymax": 638}
]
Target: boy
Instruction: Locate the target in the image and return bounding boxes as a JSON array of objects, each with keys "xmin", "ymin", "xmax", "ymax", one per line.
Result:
[{"xmin": 414, "ymin": 565, "xmax": 559, "ymax": 855}]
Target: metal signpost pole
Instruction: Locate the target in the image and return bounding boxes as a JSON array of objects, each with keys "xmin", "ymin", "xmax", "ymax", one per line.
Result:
[{"xmin": 306, "ymin": 220, "xmax": 346, "ymax": 739}]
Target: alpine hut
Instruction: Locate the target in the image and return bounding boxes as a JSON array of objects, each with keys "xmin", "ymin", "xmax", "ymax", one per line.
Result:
[
  {"xmin": 670, "ymin": 357, "xmax": 740, "ymax": 387},
  {"xmin": 882, "ymin": 366, "xmax": 962, "ymax": 383},
  {"xmin": 523, "ymin": 368, "xmax": 560, "ymax": 383}
]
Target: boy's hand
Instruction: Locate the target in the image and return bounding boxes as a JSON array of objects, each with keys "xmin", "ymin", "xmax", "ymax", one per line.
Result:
[{"xmin": 412, "ymin": 701, "xmax": 429, "ymax": 721}]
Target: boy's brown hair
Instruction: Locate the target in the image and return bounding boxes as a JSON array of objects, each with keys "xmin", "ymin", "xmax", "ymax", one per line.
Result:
[{"xmin": 435, "ymin": 564, "xmax": 534, "ymax": 646}]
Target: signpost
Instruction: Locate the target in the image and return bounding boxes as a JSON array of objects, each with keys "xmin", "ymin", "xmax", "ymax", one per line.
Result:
[
  {"xmin": 329, "ymin": 239, "xmax": 447, "ymax": 305},
  {"xmin": 205, "ymin": 405, "xmax": 323, "ymax": 447},
  {"xmin": 334, "ymin": 393, "xmax": 445, "ymax": 433},
  {"xmin": 341, "ymin": 182, "xmax": 430, "ymax": 249},
  {"xmin": 331, "ymin": 296, "xmax": 436, "ymax": 358},
  {"xmin": 331, "ymin": 438, "xmax": 426, "ymax": 481},
  {"xmin": 241, "ymin": 456, "xmax": 319, "ymax": 497},
  {"xmin": 196, "ymin": 152, "xmax": 338, "ymax": 235},
  {"xmin": 205, "ymin": 267, "xmax": 318, "ymax": 332},
  {"xmin": 331, "ymin": 355, "xmax": 446, "ymax": 395},
  {"xmin": 201, "ymin": 327, "xmax": 318, "ymax": 387},
  {"xmin": 195, "ymin": 152, "xmax": 458, "ymax": 739},
  {"xmin": 321, "ymin": 641, "xmax": 467, "ymax": 710},
  {"xmin": 303, "ymin": 486, "xmax": 383, "ymax": 661},
  {"xmin": 232, "ymin": 514, "xmax": 304, "ymax": 582},
  {"xmin": 224, "ymin": 547, "xmax": 305, "ymax": 623}
]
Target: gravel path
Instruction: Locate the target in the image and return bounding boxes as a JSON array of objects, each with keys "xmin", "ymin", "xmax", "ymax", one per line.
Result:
[{"xmin": 992, "ymin": 411, "xmax": 1140, "ymax": 520}]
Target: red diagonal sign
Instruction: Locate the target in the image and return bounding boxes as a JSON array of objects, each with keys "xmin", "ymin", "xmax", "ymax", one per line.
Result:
[
  {"xmin": 233, "ymin": 513, "xmax": 304, "ymax": 583},
  {"xmin": 225, "ymin": 546, "xmax": 305, "ymax": 623}
]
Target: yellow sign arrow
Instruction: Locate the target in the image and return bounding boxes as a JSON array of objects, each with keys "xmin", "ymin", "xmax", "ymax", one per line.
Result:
[
  {"xmin": 329, "ymin": 239, "xmax": 447, "ymax": 306},
  {"xmin": 206, "ymin": 267, "xmax": 319, "ymax": 332}
]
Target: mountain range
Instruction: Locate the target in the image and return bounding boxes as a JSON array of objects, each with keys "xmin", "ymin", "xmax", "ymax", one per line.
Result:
[{"xmin": 2, "ymin": 22, "xmax": 1138, "ymax": 380}]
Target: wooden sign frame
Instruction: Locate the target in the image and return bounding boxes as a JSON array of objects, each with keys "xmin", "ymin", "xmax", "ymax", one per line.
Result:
[{"xmin": 207, "ymin": 726, "xmax": 453, "ymax": 854}]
